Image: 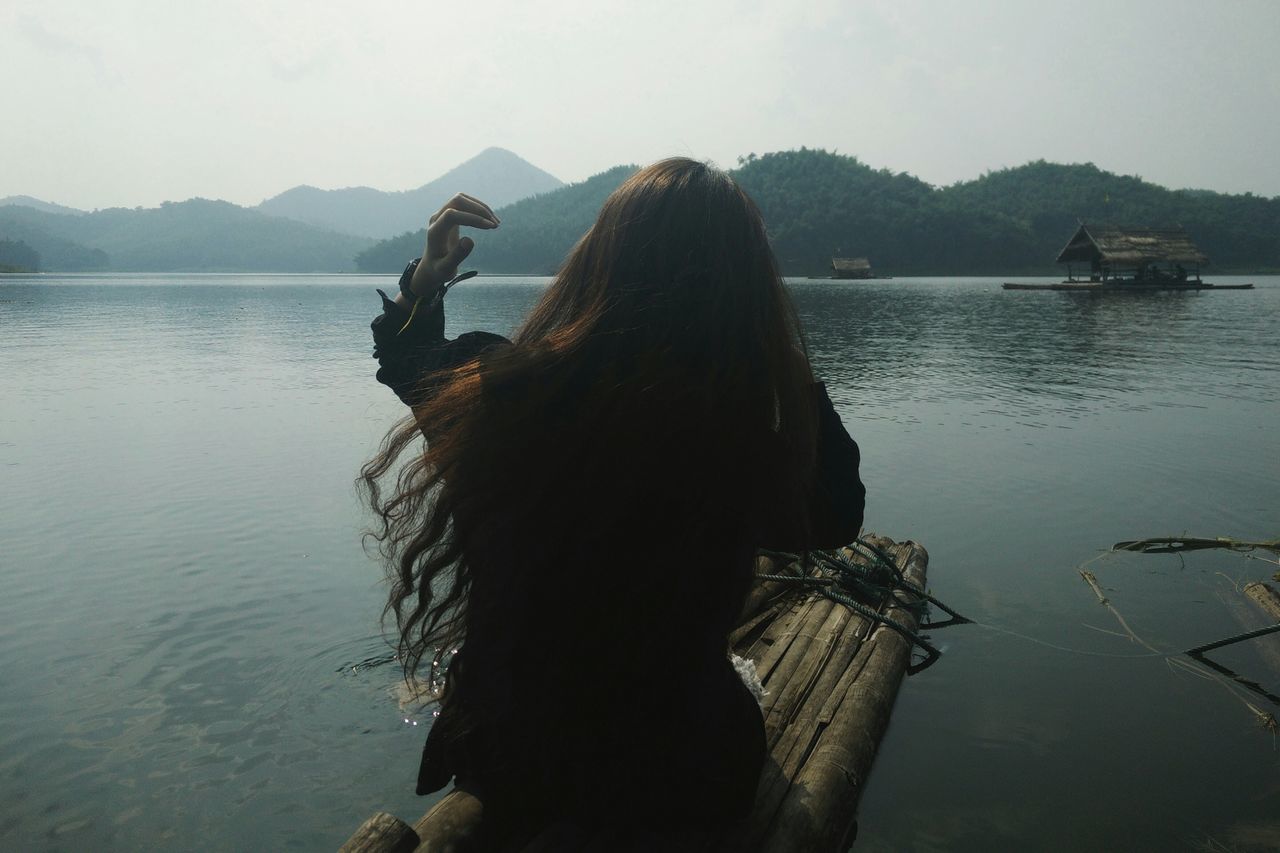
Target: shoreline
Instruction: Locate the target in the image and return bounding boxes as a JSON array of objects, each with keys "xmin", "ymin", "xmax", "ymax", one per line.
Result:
[{"xmin": 4, "ymin": 269, "xmax": 1277, "ymax": 279}]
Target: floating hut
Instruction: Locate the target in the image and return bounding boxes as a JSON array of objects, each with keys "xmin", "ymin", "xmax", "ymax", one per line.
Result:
[
  {"xmin": 1059, "ymin": 223, "xmax": 1208, "ymax": 283},
  {"xmin": 831, "ymin": 257, "xmax": 874, "ymax": 279},
  {"xmin": 1003, "ymin": 223, "xmax": 1252, "ymax": 291},
  {"xmin": 342, "ymin": 533, "xmax": 933, "ymax": 853}
]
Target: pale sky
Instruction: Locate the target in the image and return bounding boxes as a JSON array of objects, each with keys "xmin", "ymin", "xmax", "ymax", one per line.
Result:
[{"xmin": 3, "ymin": 0, "xmax": 1279, "ymax": 210}]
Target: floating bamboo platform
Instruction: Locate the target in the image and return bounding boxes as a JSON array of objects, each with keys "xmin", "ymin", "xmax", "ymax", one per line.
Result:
[
  {"xmin": 341, "ymin": 533, "xmax": 929, "ymax": 853},
  {"xmin": 1002, "ymin": 281, "xmax": 1254, "ymax": 291}
]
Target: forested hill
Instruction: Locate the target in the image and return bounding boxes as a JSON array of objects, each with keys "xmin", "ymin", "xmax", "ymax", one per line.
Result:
[
  {"xmin": 355, "ymin": 150, "xmax": 1280, "ymax": 275},
  {"xmin": 0, "ymin": 195, "xmax": 86, "ymax": 217},
  {"xmin": 936, "ymin": 160, "xmax": 1279, "ymax": 273},
  {"xmin": 0, "ymin": 200, "xmax": 371, "ymax": 272},
  {"xmin": 354, "ymin": 165, "xmax": 639, "ymax": 274}
]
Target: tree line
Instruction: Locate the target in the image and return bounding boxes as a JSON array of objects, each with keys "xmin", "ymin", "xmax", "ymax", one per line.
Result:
[
  {"xmin": 0, "ymin": 238, "xmax": 40, "ymax": 272},
  {"xmin": 8, "ymin": 150, "xmax": 1274, "ymax": 274},
  {"xmin": 356, "ymin": 150, "xmax": 1280, "ymax": 276},
  {"xmin": 0, "ymin": 200, "xmax": 371, "ymax": 272}
]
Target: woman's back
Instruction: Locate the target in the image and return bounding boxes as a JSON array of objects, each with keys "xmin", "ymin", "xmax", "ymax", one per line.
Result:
[
  {"xmin": 434, "ymin": 365, "xmax": 777, "ymax": 825},
  {"xmin": 361, "ymin": 159, "xmax": 864, "ymax": 847}
]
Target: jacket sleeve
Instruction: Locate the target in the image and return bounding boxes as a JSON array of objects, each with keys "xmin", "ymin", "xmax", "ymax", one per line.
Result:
[
  {"xmin": 371, "ymin": 260, "xmax": 510, "ymax": 408},
  {"xmin": 759, "ymin": 382, "xmax": 866, "ymax": 552},
  {"xmin": 806, "ymin": 383, "xmax": 866, "ymax": 548}
]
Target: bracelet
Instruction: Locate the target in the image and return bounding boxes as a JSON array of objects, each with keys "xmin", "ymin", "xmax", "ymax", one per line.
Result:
[
  {"xmin": 398, "ymin": 258, "xmax": 422, "ymax": 299},
  {"xmin": 394, "ymin": 267, "xmax": 479, "ymax": 336},
  {"xmin": 398, "ymin": 258, "xmax": 477, "ymax": 305}
]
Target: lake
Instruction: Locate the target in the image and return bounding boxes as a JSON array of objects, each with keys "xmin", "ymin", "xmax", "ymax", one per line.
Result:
[{"xmin": 1, "ymin": 273, "xmax": 1277, "ymax": 851}]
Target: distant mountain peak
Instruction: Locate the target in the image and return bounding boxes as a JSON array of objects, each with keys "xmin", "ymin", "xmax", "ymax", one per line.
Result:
[
  {"xmin": 256, "ymin": 149, "xmax": 565, "ymax": 239},
  {"xmin": 0, "ymin": 195, "xmax": 86, "ymax": 216}
]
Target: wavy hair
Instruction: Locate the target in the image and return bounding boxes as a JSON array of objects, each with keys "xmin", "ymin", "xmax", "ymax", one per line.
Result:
[{"xmin": 360, "ymin": 158, "xmax": 819, "ymax": 687}]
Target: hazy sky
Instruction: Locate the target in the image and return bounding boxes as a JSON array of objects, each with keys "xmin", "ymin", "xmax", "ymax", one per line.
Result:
[{"xmin": 4, "ymin": 0, "xmax": 1278, "ymax": 210}]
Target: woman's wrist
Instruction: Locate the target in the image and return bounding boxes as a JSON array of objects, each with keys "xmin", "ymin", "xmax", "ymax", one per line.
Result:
[
  {"xmin": 410, "ymin": 268, "xmax": 445, "ymax": 299},
  {"xmin": 404, "ymin": 257, "xmax": 455, "ymax": 300},
  {"xmin": 399, "ymin": 258, "xmax": 428, "ymax": 299}
]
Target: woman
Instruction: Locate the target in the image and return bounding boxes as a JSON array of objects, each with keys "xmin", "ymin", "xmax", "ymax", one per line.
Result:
[{"xmin": 362, "ymin": 159, "xmax": 864, "ymax": 848}]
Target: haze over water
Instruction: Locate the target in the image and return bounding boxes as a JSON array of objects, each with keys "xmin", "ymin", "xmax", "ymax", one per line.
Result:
[{"xmin": 1, "ymin": 274, "xmax": 1277, "ymax": 850}]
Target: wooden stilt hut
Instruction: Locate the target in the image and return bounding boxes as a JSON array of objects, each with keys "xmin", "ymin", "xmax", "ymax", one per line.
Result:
[
  {"xmin": 830, "ymin": 257, "xmax": 874, "ymax": 279},
  {"xmin": 1003, "ymin": 222, "xmax": 1253, "ymax": 291},
  {"xmin": 1057, "ymin": 223, "xmax": 1207, "ymax": 284},
  {"xmin": 341, "ymin": 534, "xmax": 932, "ymax": 853}
]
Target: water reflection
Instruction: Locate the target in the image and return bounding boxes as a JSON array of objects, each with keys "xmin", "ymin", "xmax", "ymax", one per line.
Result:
[{"xmin": 0, "ymin": 275, "xmax": 1276, "ymax": 850}]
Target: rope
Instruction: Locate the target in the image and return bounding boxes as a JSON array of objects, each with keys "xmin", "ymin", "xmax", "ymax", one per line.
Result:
[
  {"xmin": 764, "ymin": 540, "xmax": 1280, "ymax": 715},
  {"xmin": 756, "ymin": 537, "xmax": 961, "ymax": 674},
  {"xmin": 397, "ymin": 269, "xmax": 479, "ymax": 335},
  {"xmin": 753, "ymin": 541, "xmax": 1187, "ymax": 668}
]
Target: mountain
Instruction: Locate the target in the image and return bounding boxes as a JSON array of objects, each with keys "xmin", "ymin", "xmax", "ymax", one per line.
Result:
[
  {"xmin": 0, "ymin": 208, "xmax": 108, "ymax": 270},
  {"xmin": 935, "ymin": 160, "xmax": 1280, "ymax": 272},
  {"xmin": 257, "ymin": 147, "xmax": 564, "ymax": 239},
  {"xmin": 0, "ymin": 238, "xmax": 42, "ymax": 272},
  {"xmin": 9, "ymin": 150, "xmax": 1275, "ymax": 275},
  {"xmin": 741, "ymin": 153, "xmax": 1278, "ymax": 273},
  {"xmin": 732, "ymin": 149, "xmax": 993, "ymax": 273},
  {"xmin": 0, "ymin": 195, "xmax": 86, "ymax": 216},
  {"xmin": 0, "ymin": 200, "xmax": 372, "ymax": 272},
  {"xmin": 355, "ymin": 150, "xmax": 1280, "ymax": 275},
  {"xmin": 355, "ymin": 165, "xmax": 637, "ymax": 274}
]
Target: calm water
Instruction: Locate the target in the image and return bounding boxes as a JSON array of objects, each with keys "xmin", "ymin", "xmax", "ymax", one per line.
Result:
[{"xmin": 1, "ymin": 273, "xmax": 1277, "ymax": 851}]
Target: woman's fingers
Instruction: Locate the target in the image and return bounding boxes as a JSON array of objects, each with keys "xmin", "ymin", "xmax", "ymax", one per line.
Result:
[
  {"xmin": 429, "ymin": 208, "xmax": 499, "ymax": 233},
  {"xmin": 457, "ymin": 193, "xmax": 500, "ymax": 224},
  {"xmin": 441, "ymin": 236, "xmax": 475, "ymax": 270},
  {"xmin": 425, "ymin": 210, "xmax": 496, "ymax": 264},
  {"xmin": 428, "ymin": 194, "xmax": 500, "ymax": 227},
  {"xmin": 413, "ymin": 193, "xmax": 498, "ymax": 293}
]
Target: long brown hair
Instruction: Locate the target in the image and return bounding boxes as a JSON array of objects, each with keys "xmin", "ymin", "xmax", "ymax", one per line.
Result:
[{"xmin": 360, "ymin": 158, "xmax": 818, "ymax": 686}]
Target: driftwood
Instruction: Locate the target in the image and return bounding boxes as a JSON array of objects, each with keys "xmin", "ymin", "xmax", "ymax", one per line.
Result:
[
  {"xmin": 1078, "ymin": 571, "xmax": 1279, "ymax": 731},
  {"xmin": 1244, "ymin": 582, "xmax": 1280, "ymax": 621},
  {"xmin": 1079, "ymin": 570, "xmax": 1160, "ymax": 654},
  {"xmin": 1233, "ymin": 582, "xmax": 1280, "ymax": 677},
  {"xmin": 343, "ymin": 533, "xmax": 928, "ymax": 852},
  {"xmin": 1112, "ymin": 536, "xmax": 1280, "ymax": 555}
]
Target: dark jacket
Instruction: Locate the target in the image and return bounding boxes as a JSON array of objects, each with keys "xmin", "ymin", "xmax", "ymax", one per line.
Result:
[{"xmin": 371, "ymin": 263, "xmax": 865, "ymax": 846}]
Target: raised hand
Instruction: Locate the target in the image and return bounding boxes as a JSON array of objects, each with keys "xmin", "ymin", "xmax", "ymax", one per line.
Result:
[{"xmin": 409, "ymin": 193, "xmax": 501, "ymax": 297}]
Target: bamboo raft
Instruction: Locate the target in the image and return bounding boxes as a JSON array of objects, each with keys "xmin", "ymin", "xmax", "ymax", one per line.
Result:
[
  {"xmin": 341, "ymin": 533, "xmax": 929, "ymax": 852},
  {"xmin": 1002, "ymin": 281, "xmax": 1254, "ymax": 291}
]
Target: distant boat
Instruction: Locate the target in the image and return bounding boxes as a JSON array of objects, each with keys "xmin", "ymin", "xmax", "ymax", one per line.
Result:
[{"xmin": 1003, "ymin": 223, "xmax": 1252, "ymax": 291}]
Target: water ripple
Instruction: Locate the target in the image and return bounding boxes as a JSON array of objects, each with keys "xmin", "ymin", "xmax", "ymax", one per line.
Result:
[{"xmin": 2, "ymin": 274, "xmax": 1277, "ymax": 850}]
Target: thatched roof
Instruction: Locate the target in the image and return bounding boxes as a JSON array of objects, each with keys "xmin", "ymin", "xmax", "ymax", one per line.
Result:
[
  {"xmin": 831, "ymin": 257, "xmax": 871, "ymax": 272},
  {"xmin": 1056, "ymin": 224, "xmax": 1208, "ymax": 266}
]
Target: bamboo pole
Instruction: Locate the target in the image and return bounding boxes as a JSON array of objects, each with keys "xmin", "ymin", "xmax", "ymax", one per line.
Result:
[
  {"xmin": 749, "ymin": 536, "xmax": 928, "ymax": 853},
  {"xmin": 411, "ymin": 790, "xmax": 485, "ymax": 853},
  {"xmin": 739, "ymin": 555, "xmax": 797, "ymax": 620},
  {"xmin": 750, "ymin": 596, "xmax": 835, "ymax": 685},
  {"xmin": 338, "ymin": 812, "xmax": 418, "ymax": 853}
]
